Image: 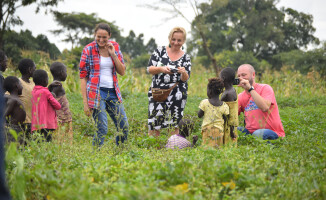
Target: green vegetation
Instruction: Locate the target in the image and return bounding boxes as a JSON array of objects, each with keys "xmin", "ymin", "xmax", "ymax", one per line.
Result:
[{"xmin": 4, "ymin": 62, "xmax": 326, "ymax": 199}]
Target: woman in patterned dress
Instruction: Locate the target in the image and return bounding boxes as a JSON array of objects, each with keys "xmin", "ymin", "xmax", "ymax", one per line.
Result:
[{"xmin": 147, "ymin": 27, "xmax": 192, "ymax": 136}]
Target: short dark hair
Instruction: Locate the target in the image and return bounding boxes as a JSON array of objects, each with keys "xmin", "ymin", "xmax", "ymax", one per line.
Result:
[
  {"xmin": 0, "ymin": 49, "xmax": 6, "ymax": 61},
  {"xmin": 94, "ymin": 23, "xmax": 111, "ymax": 35},
  {"xmin": 4, "ymin": 76, "xmax": 20, "ymax": 93},
  {"xmin": 50, "ymin": 62, "xmax": 66, "ymax": 78},
  {"xmin": 207, "ymin": 77, "xmax": 224, "ymax": 97},
  {"xmin": 220, "ymin": 67, "xmax": 236, "ymax": 84},
  {"xmin": 178, "ymin": 119, "xmax": 194, "ymax": 138},
  {"xmin": 33, "ymin": 69, "xmax": 48, "ymax": 86},
  {"xmin": 18, "ymin": 58, "xmax": 35, "ymax": 75}
]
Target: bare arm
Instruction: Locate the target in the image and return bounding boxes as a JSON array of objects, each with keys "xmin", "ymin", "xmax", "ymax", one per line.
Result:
[
  {"xmin": 107, "ymin": 43, "xmax": 125, "ymax": 76},
  {"xmin": 238, "ymin": 78, "xmax": 271, "ymax": 112},
  {"xmin": 198, "ymin": 109, "xmax": 204, "ymax": 118},
  {"xmin": 80, "ymin": 78, "xmax": 92, "ymax": 117},
  {"xmin": 148, "ymin": 66, "xmax": 172, "ymax": 75},
  {"xmin": 177, "ymin": 67, "xmax": 189, "ymax": 82},
  {"xmin": 111, "ymin": 54, "xmax": 126, "ymax": 76},
  {"xmin": 4, "ymin": 98, "xmax": 15, "ymax": 119}
]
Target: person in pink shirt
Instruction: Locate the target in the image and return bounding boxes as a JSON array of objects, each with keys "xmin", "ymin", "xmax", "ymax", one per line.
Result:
[
  {"xmin": 31, "ymin": 69, "xmax": 61, "ymax": 142},
  {"xmin": 237, "ymin": 64, "xmax": 285, "ymax": 140}
]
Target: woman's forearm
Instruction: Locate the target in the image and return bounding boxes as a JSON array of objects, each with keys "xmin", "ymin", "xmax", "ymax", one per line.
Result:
[
  {"xmin": 80, "ymin": 78, "xmax": 88, "ymax": 105},
  {"xmin": 112, "ymin": 55, "xmax": 125, "ymax": 76},
  {"xmin": 148, "ymin": 66, "xmax": 164, "ymax": 75}
]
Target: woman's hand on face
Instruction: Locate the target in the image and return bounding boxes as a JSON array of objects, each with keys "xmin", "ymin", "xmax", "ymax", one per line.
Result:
[
  {"xmin": 83, "ymin": 103, "xmax": 92, "ymax": 117},
  {"xmin": 161, "ymin": 66, "xmax": 172, "ymax": 74}
]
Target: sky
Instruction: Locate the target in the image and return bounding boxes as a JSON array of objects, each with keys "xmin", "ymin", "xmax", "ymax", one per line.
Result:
[{"xmin": 14, "ymin": 0, "xmax": 326, "ymax": 52}]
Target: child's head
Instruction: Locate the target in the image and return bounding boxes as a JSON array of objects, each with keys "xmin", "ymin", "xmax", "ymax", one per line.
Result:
[
  {"xmin": 0, "ymin": 49, "xmax": 8, "ymax": 72},
  {"xmin": 18, "ymin": 58, "xmax": 36, "ymax": 77},
  {"xmin": 207, "ymin": 77, "xmax": 224, "ymax": 98},
  {"xmin": 33, "ymin": 69, "xmax": 48, "ymax": 87},
  {"xmin": 50, "ymin": 62, "xmax": 67, "ymax": 81},
  {"xmin": 178, "ymin": 118, "xmax": 194, "ymax": 138},
  {"xmin": 220, "ymin": 67, "xmax": 236, "ymax": 84},
  {"xmin": 4, "ymin": 76, "xmax": 22, "ymax": 95}
]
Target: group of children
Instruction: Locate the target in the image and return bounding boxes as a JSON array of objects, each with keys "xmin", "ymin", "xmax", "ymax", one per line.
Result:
[
  {"xmin": 166, "ymin": 67, "xmax": 238, "ymax": 149},
  {"xmin": 1, "ymin": 52, "xmax": 72, "ymax": 144}
]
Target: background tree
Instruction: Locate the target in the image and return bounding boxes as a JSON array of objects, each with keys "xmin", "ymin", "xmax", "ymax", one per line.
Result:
[
  {"xmin": 190, "ymin": 0, "xmax": 319, "ymax": 63},
  {"xmin": 3, "ymin": 29, "xmax": 60, "ymax": 64},
  {"xmin": 120, "ymin": 31, "xmax": 157, "ymax": 59},
  {"xmin": 51, "ymin": 11, "xmax": 122, "ymax": 49},
  {"xmin": 0, "ymin": 0, "xmax": 62, "ymax": 49}
]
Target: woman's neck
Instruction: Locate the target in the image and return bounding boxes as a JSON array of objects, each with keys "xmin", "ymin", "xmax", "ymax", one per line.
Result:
[{"xmin": 168, "ymin": 46, "xmax": 181, "ymax": 53}]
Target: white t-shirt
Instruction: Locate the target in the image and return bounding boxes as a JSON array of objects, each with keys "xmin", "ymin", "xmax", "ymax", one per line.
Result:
[{"xmin": 100, "ymin": 56, "xmax": 114, "ymax": 88}]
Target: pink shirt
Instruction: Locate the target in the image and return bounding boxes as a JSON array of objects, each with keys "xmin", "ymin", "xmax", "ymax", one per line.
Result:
[
  {"xmin": 31, "ymin": 86, "xmax": 61, "ymax": 131},
  {"xmin": 238, "ymin": 83, "xmax": 285, "ymax": 137}
]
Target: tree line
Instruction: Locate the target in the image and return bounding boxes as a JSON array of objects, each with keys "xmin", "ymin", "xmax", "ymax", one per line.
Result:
[{"xmin": 1, "ymin": 0, "xmax": 325, "ymax": 76}]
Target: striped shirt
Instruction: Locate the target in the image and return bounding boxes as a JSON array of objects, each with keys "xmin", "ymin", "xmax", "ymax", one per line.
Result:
[
  {"xmin": 165, "ymin": 134, "xmax": 191, "ymax": 150},
  {"xmin": 79, "ymin": 40, "xmax": 125, "ymax": 109}
]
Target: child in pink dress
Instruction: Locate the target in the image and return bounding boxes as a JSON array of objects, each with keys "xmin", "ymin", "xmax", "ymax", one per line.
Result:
[{"xmin": 31, "ymin": 69, "xmax": 61, "ymax": 142}]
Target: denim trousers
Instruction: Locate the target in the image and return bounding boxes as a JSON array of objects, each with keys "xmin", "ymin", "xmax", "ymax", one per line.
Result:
[
  {"xmin": 92, "ymin": 88, "xmax": 129, "ymax": 146},
  {"xmin": 238, "ymin": 127, "xmax": 279, "ymax": 140}
]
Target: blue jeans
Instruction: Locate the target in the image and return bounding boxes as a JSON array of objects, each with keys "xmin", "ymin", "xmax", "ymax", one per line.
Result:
[
  {"xmin": 238, "ymin": 127, "xmax": 279, "ymax": 140},
  {"xmin": 92, "ymin": 88, "xmax": 129, "ymax": 146}
]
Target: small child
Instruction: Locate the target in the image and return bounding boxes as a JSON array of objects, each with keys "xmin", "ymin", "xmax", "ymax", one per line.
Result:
[
  {"xmin": 198, "ymin": 78, "xmax": 229, "ymax": 148},
  {"xmin": 0, "ymin": 50, "xmax": 8, "ymax": 88},
  {"xmin": 220, "ymin": 67, "xmax": 239, "ymax": 145},
  {"xmin": 3, "ymin": 76, "xmax": 26, "ymax": 143},
  {"xmin": 31, "ymin": 69, "xmax": 61, "ymax": 142},
  {"xmin": 17, "ymin": 58, "xmax": 36, "ymax": 136},
  {"xmin": 48, "ymin": 62, "xmax": 73, "ymax": 144},
  {"xmin": 165, "ymin": 118, "xmax": 198, "ymax": 150}
]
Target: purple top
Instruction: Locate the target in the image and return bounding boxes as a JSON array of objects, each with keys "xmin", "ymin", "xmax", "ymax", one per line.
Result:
[{"xmin": 165, "ymin": 134, "xmax": 191, "ymax": 150}]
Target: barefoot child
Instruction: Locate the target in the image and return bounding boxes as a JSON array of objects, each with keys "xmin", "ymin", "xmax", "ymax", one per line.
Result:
[
  {"xmin": 3, "ymin": 76, "xmax": 26, "ymax": 143},
  {"xmin": 17, "ymin": 58, "xmax": 36, "ymax": 136},
  {"xmin": 165, "ymin": 118, "xmax": 198, "ymax": 149},
  {"xmin": 31, "ymin": 69, "xmax": 61, "ymax": 142},
  {"xmin": 220, "ymin": 67, "xmax": 239, "ymax": 145},
  {"xmin": 198, "ymin": 78, "xmax": 229, "ymax": 148},
  {"xmin": 48, "ymin": 62, "xmax": 73, "ymax": 144}
]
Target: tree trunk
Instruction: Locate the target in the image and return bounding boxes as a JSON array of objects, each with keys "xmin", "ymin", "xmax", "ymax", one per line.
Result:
[{"xmin": 198, "ymin": 30, "xmax": 220, "ymax": 77}]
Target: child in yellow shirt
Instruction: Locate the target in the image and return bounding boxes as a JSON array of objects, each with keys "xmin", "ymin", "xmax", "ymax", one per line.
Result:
[{"xmin": 198, "ymin": 78, "xmax": 229, "ymax": 148}]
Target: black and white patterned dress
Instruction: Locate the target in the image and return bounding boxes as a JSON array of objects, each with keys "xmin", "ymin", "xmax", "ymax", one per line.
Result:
[{"xmin": 147, "ymin": 46, "xmax": 192, "ymax": 131}]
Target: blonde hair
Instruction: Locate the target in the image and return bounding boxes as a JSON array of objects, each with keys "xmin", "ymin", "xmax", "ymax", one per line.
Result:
[{"xmin": 168, "ymin": 27, "xmax": 187, "ymax": 41}]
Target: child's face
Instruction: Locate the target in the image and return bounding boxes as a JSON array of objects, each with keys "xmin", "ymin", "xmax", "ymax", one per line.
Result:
[
  {"xmin": 29, "ymin": 64, "xmax": 36, "ymax": 77},
  {"xmin": 42, "ymin": 77, "xmax": 48, "ymax": 87},
  {"xmin": 61, "ymin": 68, "xmax": 67, "ymax": 81}
]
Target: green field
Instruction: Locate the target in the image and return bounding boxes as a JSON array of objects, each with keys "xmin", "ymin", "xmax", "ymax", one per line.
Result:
[{"xmin": 4, "ymin": 66, "xmax": 326, "ymax": 200}]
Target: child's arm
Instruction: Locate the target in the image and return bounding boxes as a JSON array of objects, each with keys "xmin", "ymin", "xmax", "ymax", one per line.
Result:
[
  {"xmin": 191, "ymin": 135, "xmax": 198, "ymax": 147},
  {"xmin": 47, "ymin": 90, "xmax": 61, "ymax": 110},
  {"xmin": 198, "ymin": 109, "xmax": 204, "ymax": 118},
  {"xmin": 4, "ymin": 97, "xmax": 15, "ymax": 119}
]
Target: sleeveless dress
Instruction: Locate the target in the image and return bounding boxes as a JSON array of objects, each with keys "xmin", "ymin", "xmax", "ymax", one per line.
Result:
[{"xmin": 147, "ymin": 46, "xmax": 192, "ymax": 131}]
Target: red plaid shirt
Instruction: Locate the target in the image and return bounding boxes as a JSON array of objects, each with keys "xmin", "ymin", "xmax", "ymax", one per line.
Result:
[{"xmin": 79, "ymin": 40, "xmax": 125, "ymax": 109}]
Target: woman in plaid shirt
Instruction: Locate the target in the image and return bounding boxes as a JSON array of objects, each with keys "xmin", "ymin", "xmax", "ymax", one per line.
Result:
[{"xmin": 79, "ymin": 23, "xmax": 129, "ymax": 146}]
